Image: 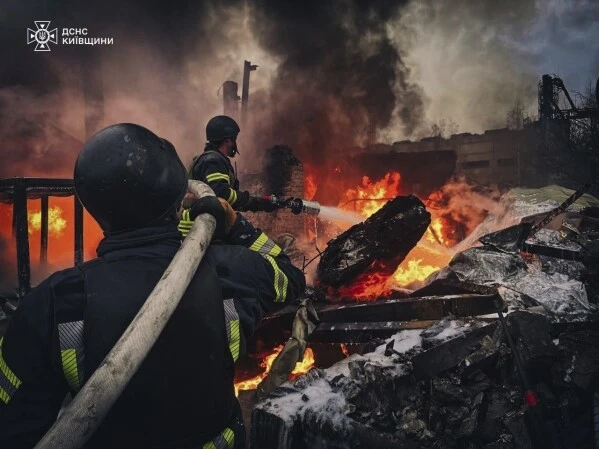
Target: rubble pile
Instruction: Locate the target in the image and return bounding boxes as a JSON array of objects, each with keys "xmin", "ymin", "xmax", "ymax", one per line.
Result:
[
  {"xmin": 251, "ymin": 188, "xmax": 599, "ymax": 448},
  {"xmin": 251, "ymin": 313, "xmax": 599, "ymax": 448}
]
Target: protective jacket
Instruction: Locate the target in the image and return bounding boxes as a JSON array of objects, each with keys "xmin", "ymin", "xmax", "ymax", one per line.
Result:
[
  {"xmin": 189, "ymin": 147, "xmax": 249, "ymax": 210},
  {"xmin": 0, "ymin": 218, "xmax": 305, "ymax": 449},
  {"xmin": 179, "ymin": 212, "xmax": 305, "ymax": 352}
]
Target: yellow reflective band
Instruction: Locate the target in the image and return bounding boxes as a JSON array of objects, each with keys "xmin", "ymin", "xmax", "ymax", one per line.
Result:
[
  {"xmin": 61, "ymin": 349, "xmax": 80, "ymax": 391},
  {"xmin": 227, "ymin": 188, "xmax": 237, "ymax": 205},
  {"xmin": 229, "ymin": 320, "xmax": 241, "ymax": 362},
  {"xmin": 0, "ymin": 338, "xmax": 22, "ymax": 391},
  {"xmin": 223, "ymin": 428, "xmax": 235, "ymax": 449},
  {"xmin": 178, "ymin": 209, "xmax": 193, "ymax": 237},
  {"xmin": 249, "ymin": 232, "xmax": 282, "ymax": 257},
  {"xmin": 223, "ymin": 299, "xmax": 241, "ymax": 362},
  {"xmin": 202, "ymin": 428, "xmax": 235, "ymax": 449},
  {"xmin": 206, "ymin": 173, "xmax": 230, "ymax": 184},
  {"xmin": 264, "ymin": 255, "xmax": 289, "ymax": 302},
  {"xmin": 0, "ymin": 385, "xmax": 10, "ymax": 405}
]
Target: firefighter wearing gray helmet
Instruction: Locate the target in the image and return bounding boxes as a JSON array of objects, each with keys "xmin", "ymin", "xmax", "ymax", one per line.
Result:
[{"xmin": 188, "ymin": 115, "xmax": 277, "ymax": 212}]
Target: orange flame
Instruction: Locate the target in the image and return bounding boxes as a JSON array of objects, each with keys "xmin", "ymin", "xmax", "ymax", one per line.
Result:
[
  {"xmin": 334, "ymin": 172, "xmax": 458, "ymax": 295},
  {"xmin": 0, "ymin": 197, "xmax": 104, "ymax": 285},
  {"xmin": 234, "ymin": 345, "xmax": 315, "ymax": 396},
  {"xmin": 335, "ymin": 264, "xmax": 393, "ymax": 300},
  {"xmin": 340, "ymin": 343, "xmax": 350, "ymax": 357},
  {"xmin": 425, "ymin": 218, "xmax": 447, "ymax": 246},
  {"xmin": 341, "ymin": 172, "xmax": 401, "ymax": 218},
  {"xmin": 28, "ymin": 206, "xmax": 68, "ymax": 237},
  {"xmin": 393, "ymin": 259, "xmax": 441, "ymax": 285},
  {"xmin": 304, "ymin": 163, "xmax": 318, "ymax": 201}
]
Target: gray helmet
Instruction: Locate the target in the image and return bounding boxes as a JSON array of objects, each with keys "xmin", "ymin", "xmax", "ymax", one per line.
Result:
[
  {"xmin": 74, "ymin": 123, "xmax": 187, "ymax": 233},
  {"xmin": 206, "ymin": 115, "xmax": 240, "ymax": 142}
]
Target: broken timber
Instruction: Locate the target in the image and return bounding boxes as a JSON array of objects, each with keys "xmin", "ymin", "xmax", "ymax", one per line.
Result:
[
  {"xmin": 256, "ymin": 294, "xmax": 502, "ymax": 344},
  {"xmin": 317, "ymin": 195, "xmax": 431, "ymax": 288}
]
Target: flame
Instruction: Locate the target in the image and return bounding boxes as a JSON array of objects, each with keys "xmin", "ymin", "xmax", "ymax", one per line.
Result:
[
  {"xmin": 333, "ymin": 172, "xmax": 459, "ymax": 295},
  {"xmin": 304, "ymin": 163, "xmax": 318, "ymax": 201},
  {"xmin": 393, "ymin": 259, "xmax": 441, "ymax": 285},
  {"xmin": 341, "ymin": 172, "xmax": 402, "ymax": 218},
  {"xmin": 335, "ymin": 264, "xmax": 393, "ymax": 300},
  {"xmin": 425, "ymin": 218, "xmax": 448, "ymax": 246},
  {"xmin": 340, "ymin": 343, "xmax": 350, "ymax": 357},
  {"xmin": 234, "ymin": 345, "xmax": 315, "ymax": 396},
  {"xmin": 0, "ymin": 196, "xmax": 104, "ymax": 286},
  {"xmin": 28, "ymin": 206, "xmax": 68, "ymax": 237}
]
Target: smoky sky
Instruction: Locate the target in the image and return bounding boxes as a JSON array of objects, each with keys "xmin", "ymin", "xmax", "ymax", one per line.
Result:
[
  {"xmin": 249, "ymin": 0, "xmax": 423, "ymax": 163},
  {"xmin": 0, "ymin": 0, "xmax": 597, "ymax": 178}
]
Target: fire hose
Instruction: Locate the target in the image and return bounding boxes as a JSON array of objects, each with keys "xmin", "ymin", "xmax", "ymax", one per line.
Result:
[{"xmin": 34, "ymin": 180, "xmax": 216, "ymax": 449}]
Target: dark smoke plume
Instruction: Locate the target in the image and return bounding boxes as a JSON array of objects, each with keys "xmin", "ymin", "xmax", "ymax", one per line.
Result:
[{"xmin": 249, "ymin": 0, "xmax": 424, "ymax": 164}]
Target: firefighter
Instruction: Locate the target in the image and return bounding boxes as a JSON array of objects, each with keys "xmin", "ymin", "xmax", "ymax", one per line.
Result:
[
  {"xmin": 0, "ymin": 123, "xmax": 305, "ymax": 449},
  {"xmin": 188, "ymin": 115, "xmax": 276, "ymax": 212}
]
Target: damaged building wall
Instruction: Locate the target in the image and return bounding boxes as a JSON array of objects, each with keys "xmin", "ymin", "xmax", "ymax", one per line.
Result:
[
  {"xmin": 343, "ymin": 126, "xmax": 540, "ymax": 191},
  {"xmin": 243, "ymin": 146, "xmax": 306, "ymax": 249}
]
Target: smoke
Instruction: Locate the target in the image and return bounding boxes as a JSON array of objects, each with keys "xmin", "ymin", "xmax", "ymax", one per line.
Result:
[
  {"xmin": 382, "ymin": 0, "xmax": 541, "ymax": 139},
  {"xmin": 248, "ymin": 0, "xmax": 424, "ymax": 163},
  {"xmin": 0, "ymin": 0, "xmax": 278, "ymax": 178},
  {"xmin": 0, "ymin": 0, "xmax": 596, "ymax": 178},
  {"xmin": 427, "ymin": 177, "xmax": 506, "ymax": 239}
]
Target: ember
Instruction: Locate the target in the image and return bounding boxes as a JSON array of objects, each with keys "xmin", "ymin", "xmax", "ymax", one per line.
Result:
[
  {"xmin": 234, "ymin": 345, "xmax": 315, "ymax": 396},
  {"xmin": 334, "ymin": 264, "xmax": 393, "ymax": 300}
]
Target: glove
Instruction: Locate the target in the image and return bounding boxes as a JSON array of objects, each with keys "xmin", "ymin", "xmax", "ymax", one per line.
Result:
[{"xmin": 188, "ymin": 197, "xmax": 236, "ymax": 240}]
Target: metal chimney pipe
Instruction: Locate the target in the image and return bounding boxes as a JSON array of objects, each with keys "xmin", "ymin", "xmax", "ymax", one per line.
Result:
[{"xmin": 241, "ymin": 60, "xmax": 258, "ymax": 129}]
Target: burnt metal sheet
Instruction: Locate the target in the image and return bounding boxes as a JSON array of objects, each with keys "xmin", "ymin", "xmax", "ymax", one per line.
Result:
[
  {"xmin": 522, "ymin": 242, "xmax": 583, "ymax": 261},
  {"xmin": 411, "ymin": 322, "xmax": 499, "ymax": 379}
]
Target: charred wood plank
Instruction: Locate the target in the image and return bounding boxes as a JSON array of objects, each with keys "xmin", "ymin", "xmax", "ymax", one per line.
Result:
[
  {"xmin": 254, "ymin": 295, "xmax": 500, "ymax": 348},
  {"xmin": 316, "ymin": 294, "xmax": 500, "ymax": 323},
  {"xmin": 309, "ymin": 320, "xmax": 438, "ymax": 343},
  {"xmin": 317, "ymin": 195, "xmax": 430, "ymax": 288}
]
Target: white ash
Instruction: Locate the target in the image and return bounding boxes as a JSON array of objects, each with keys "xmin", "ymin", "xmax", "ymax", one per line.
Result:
[{"xmin": 260, "ymin": 377, "xmax": 349, "ymax": 428}]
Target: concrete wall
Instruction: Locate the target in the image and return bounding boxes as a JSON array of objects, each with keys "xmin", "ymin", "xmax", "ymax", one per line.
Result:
[{"xmin": 387, "ymin": 126, "xmax": 540, "ymax": 188}]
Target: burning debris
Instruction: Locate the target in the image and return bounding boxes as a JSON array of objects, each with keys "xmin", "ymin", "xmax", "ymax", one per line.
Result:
[
  {"xmin": 247, "ymin": 182, "xmax": 599, "ymax": 448},
  {"xmin": 317, "ymin": 195, "xmax": 431, "ymax": 297}
]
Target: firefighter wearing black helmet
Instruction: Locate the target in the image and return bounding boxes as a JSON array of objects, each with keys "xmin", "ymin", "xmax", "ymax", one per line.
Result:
[
  {"xmin": 0, "ymin": 123, "xmax": 305, "ymax": 449},
  {"xmin": 188, "ymin": 115, "xmax": 276, "ymax": 212}
]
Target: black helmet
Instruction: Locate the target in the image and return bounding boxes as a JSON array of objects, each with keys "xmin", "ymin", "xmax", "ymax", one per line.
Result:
[
  {"xmin": 206, "ymin": 115, "xmax": 240, "ymax": 142},
  {"xmin": 74, "ymin": 123, "xmax": 187, "ymax": 233}
]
